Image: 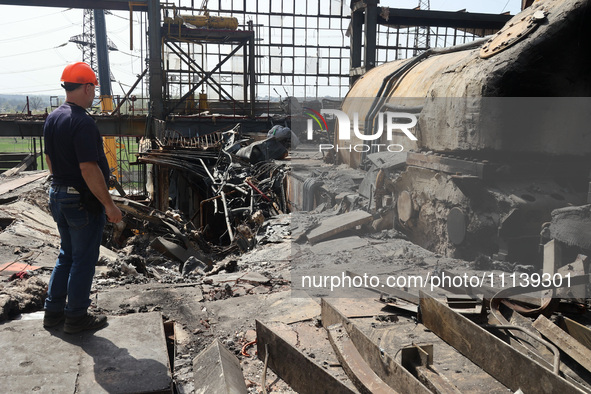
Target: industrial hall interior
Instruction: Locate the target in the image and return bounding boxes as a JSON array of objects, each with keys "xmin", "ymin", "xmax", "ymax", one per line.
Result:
[{"xmin": 1, "ymin": 0, "xmax": 591, "ymax": 393}]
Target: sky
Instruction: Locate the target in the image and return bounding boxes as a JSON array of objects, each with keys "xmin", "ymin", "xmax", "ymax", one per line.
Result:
[{"xmin": 0, "ymin": 0, "xmax": 522, "ymax": 97}]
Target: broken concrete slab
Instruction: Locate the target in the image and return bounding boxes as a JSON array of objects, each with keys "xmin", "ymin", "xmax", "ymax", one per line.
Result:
[
  {"xmin": 367, "ymin": 151, "xmax": 407, "ymax": 170},
  {"xmin": 0, "ymin": 311, "xmax": 173, "ymax": 393},
  {"xmin": 150, "ymin": 236, "xmax": 208, "ymax": 268},
  {"xmin": 193, "ymin": 339, "xmax": 248, "ymax": 394},
  {"xmin": 239, "ymin": 271, "xmax": 270, "ymax": 285},
  {"xmin": 311, "ymin": 236, "xmax": 369, "ymax": 255},
  {"xmin": 306, "ymin": 210, "xmax": 373, "ymax": 245},
  {"xmin": 0, "ymin": 171, "xmax": 47, "ymax": 197},
  {"xmin": 204, "ymin": 291, "xmax": 321, "ymax": 346},
  {"xmin": 96, "ymin": 283, "xmax": 203, "ymax": 324}
]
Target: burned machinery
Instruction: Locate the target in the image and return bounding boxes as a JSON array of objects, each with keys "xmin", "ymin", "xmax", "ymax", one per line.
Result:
[
  {"xmin": 338, "ymin": 0, "xmax": 591, "ymax": 261},
  {"xmin": 138, "ymin": 126, "xmax": 289, "ymax": 255}
]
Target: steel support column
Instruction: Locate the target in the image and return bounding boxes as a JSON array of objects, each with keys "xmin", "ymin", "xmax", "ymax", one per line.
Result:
[
  {"xmin": 148, "ymin": 0, "xmax": 163, "ymax": 126},
  {"xmin": 364, "ymin": 0, "xmax": 378, "ymax": 72},
  {"xmin": 350, "ymin": 7, "xmax": 364, "ymax": 82},
  {"xmin": 94, "ymin": 9, "xmax": 112, "ymax": 97},
  {"xmin": 248, "ymin": 20, "xmax": 256, "ymax": 118}
]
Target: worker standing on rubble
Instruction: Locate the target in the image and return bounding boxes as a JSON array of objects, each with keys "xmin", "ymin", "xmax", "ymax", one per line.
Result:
[{"xmin": 42, "ymin": 62, "xmax": 122, "ymax": 334}]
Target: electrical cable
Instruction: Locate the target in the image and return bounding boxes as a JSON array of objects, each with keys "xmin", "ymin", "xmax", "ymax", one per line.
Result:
[
  {"xmin": 0, "ymin": 64, "xmax": 64, "ymax": 75},
  {"xmin": 2, "ymin": 8, "xmax": 70, "ymax": 26},
  {"xmin": 0, "ymin": 44, "xmax": 68, "ymax": 59},
  {"xmin": 0, "ymin": 24, "xmax": 79, "ymax": 43}
]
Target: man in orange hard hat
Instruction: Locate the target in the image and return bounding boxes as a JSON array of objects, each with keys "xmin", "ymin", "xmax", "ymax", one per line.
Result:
[{"xmin": 42, "ymin": 62, "xmax": 122, "ymax": 334}]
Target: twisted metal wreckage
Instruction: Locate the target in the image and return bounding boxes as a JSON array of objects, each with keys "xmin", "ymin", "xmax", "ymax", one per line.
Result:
[{"xmin": 112, "ymin": 124, "xmax": 290, "ymax": 271}]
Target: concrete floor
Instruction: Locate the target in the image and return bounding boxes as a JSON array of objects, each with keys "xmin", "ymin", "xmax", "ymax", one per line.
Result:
[{"xmin": 0, "ymin": 311, "xmax": 172, "ymax": 393}]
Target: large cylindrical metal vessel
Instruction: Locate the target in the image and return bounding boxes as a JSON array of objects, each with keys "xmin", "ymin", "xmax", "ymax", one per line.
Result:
[{"xmin": 339, "ymin": 0, "xmax": 591, "ymax": 261}]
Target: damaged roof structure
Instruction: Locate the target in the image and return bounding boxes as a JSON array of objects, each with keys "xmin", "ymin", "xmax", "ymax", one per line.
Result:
[{"xmin": 1, "ymin": 0, "xmax": 591, "ymax": 393}]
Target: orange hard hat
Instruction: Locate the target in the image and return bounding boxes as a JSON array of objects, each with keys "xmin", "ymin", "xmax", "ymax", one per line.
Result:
[{"xmin": 60, "ymin": 62, "xmax": 99, "ymax": 85}]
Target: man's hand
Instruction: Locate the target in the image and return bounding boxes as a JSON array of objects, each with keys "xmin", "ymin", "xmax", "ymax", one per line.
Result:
[
  {"xmin": 80, "ymin": 161, "xmax": 123, "ymax": 223},
  {"xmin": 105, "ymin": 203, "xmax": 123, "ymax": 223}
]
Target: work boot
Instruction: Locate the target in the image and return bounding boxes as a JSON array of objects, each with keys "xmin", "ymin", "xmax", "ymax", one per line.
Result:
[
  {"xmin": 63, "ymin": 313, "xmax": 108, "ymax": 334},
  {"xmin": 43, "ymin": 310, "xmax": 65, "ymax": 328}
]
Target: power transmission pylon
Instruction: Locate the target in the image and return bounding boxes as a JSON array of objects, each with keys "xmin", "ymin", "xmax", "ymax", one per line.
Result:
[
  {"xmin": 413, "ymin": 0, "xmax": 431, "ymax": 56},
  {"xmin": 69, "ymin": 10, "xmax": 118, "ymax": 75}
]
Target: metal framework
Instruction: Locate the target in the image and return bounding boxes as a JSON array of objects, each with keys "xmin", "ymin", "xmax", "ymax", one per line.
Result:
[
  {"xmin": 413, "ymin": 0, "xmax": 431, "ymax": 56},
  {"xmin": 161, "ymin": 14, "xmax": 256, "ymax": 118},
  {"xmin": 350, "ymin": 2, "xmax": 512, "ymax": 83},
  {"xmin": 166, "ymin": 0, "xmax": 352, "ymax": 101}
]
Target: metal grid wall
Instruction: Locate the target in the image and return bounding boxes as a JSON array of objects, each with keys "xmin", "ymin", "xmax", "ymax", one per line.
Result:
[
  {"xmin": 170, "ymin": 0, "xmax": 352, "ymax": 100},
  {"xmin": 166, "ymin": 1, "xmax": 491, "ymax": 101},
  {"xmin": 375, "ymin": 24, "xmax": 480, "ymax": 63},
  {"xmin": 109, "ymin": 135, "xmax": 146, "ymax": 196}
]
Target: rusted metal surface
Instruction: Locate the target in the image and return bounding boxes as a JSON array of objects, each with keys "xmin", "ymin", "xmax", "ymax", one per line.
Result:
[
  {"xmin": 192, "ymin": 339, "xmax": 248, "ymax": 394},
  {"xmin": 255, "ymin": 320, "xmax": 357, "ymax": 394},
  {"xmin": 419, "ymin": 291, "xmax": 584, "ymax": 394},
  {"xmin": 533, "ymin": 315, "xmax": 591, "ymax": 374},
  {"xmin": 326, "ymin": 324, "xmax": 397, "ymax": 394},
  {"xmin": 321, "ymin": 299, "xmax": 431, "ymax": 394},
  {"xmin": 559, "ymin": 317, "xmax": 591, "ymax": 351},
  {"xmin": 401, "ymin": 344, "xmax": 463, "ymax": 394},
  {"xmin": 480, "ymin": 6, "xmax": 547, "ymax": 58},
  {"xmin": 340, "ymin": 0, "xmax": 591, "ymax": 168}
]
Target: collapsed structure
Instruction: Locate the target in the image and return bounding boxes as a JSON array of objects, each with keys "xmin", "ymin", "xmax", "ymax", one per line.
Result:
[{"xmin": 1, "ymin": 0, "xmax": 591, "ymax": 393}]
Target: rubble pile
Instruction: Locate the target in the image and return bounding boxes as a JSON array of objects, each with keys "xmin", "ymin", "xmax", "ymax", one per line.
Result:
[
  {"xmin": 133, "ymin": 127, "xmax": 290, "ymax": 261},
  {"xmin": 0, "ymin": 276, "xmax": 46, "ymax": 322}
]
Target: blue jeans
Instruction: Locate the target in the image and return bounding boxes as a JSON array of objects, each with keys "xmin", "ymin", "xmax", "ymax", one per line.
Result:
[{"xmin": 44, "ymin": 186, "xmax": 106, "ymax": 317}]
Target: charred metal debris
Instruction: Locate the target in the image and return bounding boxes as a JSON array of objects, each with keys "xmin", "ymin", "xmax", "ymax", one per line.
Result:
[{"xmin": 115, "ymin": 124, "xmax": 290, "ymax": 270}]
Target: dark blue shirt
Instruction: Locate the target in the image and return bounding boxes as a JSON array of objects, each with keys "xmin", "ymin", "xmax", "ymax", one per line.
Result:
[{"xmin": 43, "ymin": 102, "xmax": 110, "ymax": 188}]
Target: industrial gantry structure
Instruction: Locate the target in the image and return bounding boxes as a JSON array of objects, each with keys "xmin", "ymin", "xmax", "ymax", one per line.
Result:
[{"xmin": 0, "ymin": 0, "xmax": 513, "ymax": 203}]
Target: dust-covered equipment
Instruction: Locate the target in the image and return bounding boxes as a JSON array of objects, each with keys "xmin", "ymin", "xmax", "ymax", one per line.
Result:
[{"xmin": 338, "ymin": 0, "xmax": 591, "ymax": 261}]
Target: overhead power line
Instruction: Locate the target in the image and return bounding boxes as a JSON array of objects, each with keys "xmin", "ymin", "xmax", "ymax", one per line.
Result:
[{"xmin": 0, "ymin": 24, "xmax": 78, "ymax": 43}]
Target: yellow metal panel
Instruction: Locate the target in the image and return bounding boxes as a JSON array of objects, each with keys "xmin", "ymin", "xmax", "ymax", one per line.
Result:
[{"xmin": 103, "ymin": 136, "xmax": 119, "ymax": 182}]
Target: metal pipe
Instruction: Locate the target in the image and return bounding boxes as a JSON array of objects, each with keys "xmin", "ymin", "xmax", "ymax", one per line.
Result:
[
  {"xmin": 198, "ymin": 158, "xmax": 215, "ymax": 183},
  {"xmin": 245, "ymin": 179, "xmax": 271, "ymax": 202},
  {"xmin": 199, "ymin": 195, "xmax": 221, "ymax": 229},
  {"xmin": 220, "ymin": 191, "xmax": 234, "ymax": 242}
]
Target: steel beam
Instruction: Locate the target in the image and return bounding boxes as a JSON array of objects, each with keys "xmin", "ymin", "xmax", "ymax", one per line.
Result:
[
  {"xmin": 378, "ymin": 8, "xmax": 511, "ymax": 29},
  {"xmin": 147, "ymin": 0, "xmax": 163, "ymax": 126},
  {"xmin": 326, "ymin": 323, "xmax": 397, "ymax": 394},
  {"xmin": 350, "ymin": 7, "xmax": 363, "ymax": 85},
  {"xmin": 165, "ymin": 41, "xmax": 244, "ymax": 112},
  {"xmin": 166, "ymin": 44, "xmax": 244, "ymax": 117},
  {"xmin": 533, "ymin": 315, "xmax": 591, "ymax": 374},
  {"xmin": 321, "ymin": 299, "xmax": 432, "ymax": 394},
  {"xmin": 0, "ymin": 0, "xmax": 147, "ymax": 11},
  {"xmin": 419, "ymin": 291, "xmax": 584, "ymax": 394},
  {"xmin": 364, "ymin": 0, "xmax": 378, "ymax": 71},
  {"xmin": 94, "ymin": 10, "xmax": 112, "ymax": 97},
  {"xmin": 247, "ymin": 20, "xmax": 256, "ymax": 118},
  {"xmin": 256, "ymin": 320, "xmax": 356, "ymax": 394}
]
